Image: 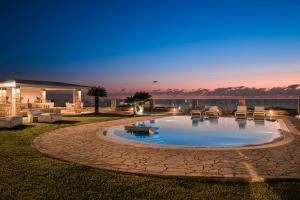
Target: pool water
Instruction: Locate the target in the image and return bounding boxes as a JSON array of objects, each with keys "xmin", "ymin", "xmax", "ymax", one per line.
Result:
[{"xmin": 111, "ymin": 116, "xmax": 282, "ymax": 147}]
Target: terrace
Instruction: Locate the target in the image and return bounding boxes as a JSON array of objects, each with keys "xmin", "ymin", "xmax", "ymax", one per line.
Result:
[
  {"xmin": 32, "ymin": 115, "xmax": 300, "ymax": 181},
  {"xmin": 0, "ymin": 79, "xmax": 89, "ymax": 116},
  {"xmin": 1, "ymin": 113, "xmax": 300, "ymax": 199}
]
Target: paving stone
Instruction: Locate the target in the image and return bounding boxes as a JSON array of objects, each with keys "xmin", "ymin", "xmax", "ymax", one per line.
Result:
[{"xmin": 32, "ymin": 116, "xmax": 300, "ymax": 182}]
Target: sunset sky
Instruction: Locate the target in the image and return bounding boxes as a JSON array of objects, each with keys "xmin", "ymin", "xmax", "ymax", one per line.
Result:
[{"xmin": 1, "ymin": 0, "xmax": 300, "ymax": 95}]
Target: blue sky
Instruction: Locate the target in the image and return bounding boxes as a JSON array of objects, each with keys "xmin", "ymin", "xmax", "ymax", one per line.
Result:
[{"xmin": 1, "ymin": 0, "xmax": 300, "ymax": 92}]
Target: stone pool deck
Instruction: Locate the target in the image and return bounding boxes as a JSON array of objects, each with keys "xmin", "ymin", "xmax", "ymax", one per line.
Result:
[{"xmin": 32, "ymin": 116, "xmax": 300, "ymax": 182}]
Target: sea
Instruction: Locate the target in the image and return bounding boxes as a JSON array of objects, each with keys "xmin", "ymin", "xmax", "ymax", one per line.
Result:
[
  {"xmin": 47, "ymin": 92, "xmax": 299, "ymax": 110},
  {"xmin": 152, "ymin": 99, "xmax": 299, "ymax": 110}
]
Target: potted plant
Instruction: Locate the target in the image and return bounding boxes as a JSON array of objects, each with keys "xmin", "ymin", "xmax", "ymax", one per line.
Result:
[{"xmin": 125, "ymin": 91, "xmax": 152, "ymax": 115}]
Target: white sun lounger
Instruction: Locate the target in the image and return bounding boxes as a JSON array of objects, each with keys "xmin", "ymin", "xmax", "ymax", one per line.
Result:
[
  {"xmin": 253, "ymin": 106, "xmax": 265, "ymax": 120},
  {"xmin": 191, "ymin": 110, "xmax": 202, "ymax": 117},
  {"xmin": 204, "ymin": 106, "xmax": 220, "ymax": 117},
  {"xmin": 235, "ymin": 106, "xmax": 247, "ymax": 119}
]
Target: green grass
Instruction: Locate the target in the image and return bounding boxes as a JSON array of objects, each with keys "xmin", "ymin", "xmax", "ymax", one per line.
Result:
[{"xmin": 0, "ymin": 114, "xmax": 299, "ymax": 200}]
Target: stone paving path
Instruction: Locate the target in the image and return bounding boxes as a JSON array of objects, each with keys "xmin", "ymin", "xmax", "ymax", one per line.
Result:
[{"xmin": 32, "ymin": 116, "xmax": 300, "ymax": 182}]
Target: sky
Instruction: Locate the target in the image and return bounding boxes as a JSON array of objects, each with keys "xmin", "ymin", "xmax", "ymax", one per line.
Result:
[{"xmin": 1, "ymin": 0, "xmax": 300, "ymax": 97}]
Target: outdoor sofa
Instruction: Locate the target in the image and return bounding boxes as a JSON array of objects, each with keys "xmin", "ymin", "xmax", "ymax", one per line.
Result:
[
  {"xmin": 0, "ymin": 116, "xmax": 23, "ymax": 128},
  {"xmin": 28, "ymin": 110, "xmax": 61, "ymax": 123}
]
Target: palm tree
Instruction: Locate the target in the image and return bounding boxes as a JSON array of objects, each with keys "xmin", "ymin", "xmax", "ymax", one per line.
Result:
[
  {"xmin": 88, "ymin": 86, "xmax": 107, "ymax": 114},
  {"xmin": 125, "ymin": 95, "xmax": 136, "ymax": 114},
  {"xmin": 125, "ymin": 91, "xmax": 152, "ymax": 115}
]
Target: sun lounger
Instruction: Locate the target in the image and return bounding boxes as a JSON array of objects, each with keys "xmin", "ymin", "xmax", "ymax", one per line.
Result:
[
  {"xmin": 0, "ymin": 116, "xmax": 23, "ymax": 128},
  {"xmin": 253, "ymin": 106, "xmax": 265, "ymax": 120},
  {"xmin": 191, "ymin": 110, "xmax": 202, "ymax": 117},
  {"xmin": 204, "ymin": 106, "xmax": 221, "ymax": 117},
  {"xmin": 235, "ymin": 106, "xmax": 247, "ymax": 119}
]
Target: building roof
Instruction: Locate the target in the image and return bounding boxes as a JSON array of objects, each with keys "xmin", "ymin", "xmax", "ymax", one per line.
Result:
[{"xmin": 0, "ymin": 79, "xmax": 90, "ymax": 90}]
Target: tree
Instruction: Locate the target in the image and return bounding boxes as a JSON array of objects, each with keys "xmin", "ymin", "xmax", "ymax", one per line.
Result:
[
  {"xmin": 88, "ymin": 86, "xmax": 107, "ymax": 114},
  {"xmin": 125, "ymin": 91, "xmax": 152, "ymax": 115}
]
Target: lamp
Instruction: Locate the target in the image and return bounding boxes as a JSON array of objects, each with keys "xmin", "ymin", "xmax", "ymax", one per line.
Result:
[{"xmin": 269, "ymin": 110, "xmax": 273, "ymax": 115}]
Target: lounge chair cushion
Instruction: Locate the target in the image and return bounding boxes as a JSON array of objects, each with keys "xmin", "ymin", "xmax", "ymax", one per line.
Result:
[
  {"xmin": 254, "ymin": 106, "xmax": 265, "ymax": 112},
  {"xmin": 237, "ymin": 106, "xmax": 247, "ymax": 112},
  {"xmin": 205, "ymin": 106, "xmax": 221, "ymax": 116},
  {"xmin": 191, "ymin": 110, "xmax": 202, "ymax": 115}
]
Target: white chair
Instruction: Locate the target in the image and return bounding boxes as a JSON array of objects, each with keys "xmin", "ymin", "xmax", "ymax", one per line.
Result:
[
  {"xmin": 235, "ymin": 106, "xmax": 247, "ymax": 119},
  {"xmin": 65, "ymin": 102, "xmax": 84, "ymax": 112},
  {"xmin": 42, "ymin": 102, "xmax": 54, "ymax": 109},
  {"xmin": 65, "ymin": 102, "xmax": 74, "ymax": 112}
]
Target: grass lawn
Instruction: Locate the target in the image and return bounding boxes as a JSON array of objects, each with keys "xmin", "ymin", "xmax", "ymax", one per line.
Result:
[{"xmin": 1, "ymin": 114, "xmax": 299, "ymax": 200}]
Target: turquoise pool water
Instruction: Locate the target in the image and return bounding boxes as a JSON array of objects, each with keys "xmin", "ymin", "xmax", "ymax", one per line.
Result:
[{"xmin": 111, "ymin": 116, "xmax": 282, "ymax": 147}]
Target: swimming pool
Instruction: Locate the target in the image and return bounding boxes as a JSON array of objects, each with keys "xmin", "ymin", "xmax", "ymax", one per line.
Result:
[{"xmin": 109, "ymin": 116, "xmax": 282, "ymax": 147}]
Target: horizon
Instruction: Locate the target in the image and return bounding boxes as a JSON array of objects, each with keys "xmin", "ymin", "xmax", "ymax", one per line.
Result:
[
  {"xmin": 1, "ymin": 0, "xmax": 300, "ymax": 95},
  {"xmin": 1, "ymin": 78, "xmax": 299, "ymax": 99}
]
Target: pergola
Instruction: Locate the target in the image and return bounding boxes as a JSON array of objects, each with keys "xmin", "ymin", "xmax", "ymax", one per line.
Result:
[{"xmin": 0, "ymin": 79, "xmax": 89, "ymax": 116}]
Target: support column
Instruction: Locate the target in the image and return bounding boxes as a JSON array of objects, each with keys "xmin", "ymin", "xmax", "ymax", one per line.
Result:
[
  {"xmin": 0, "ymin": 88, "xmax": 3, "ymax": 103},
  {"xmin": 73, "ymin": 89, "xmax": 82, "ymax": 113},
  {"xmin": 0, "ymin": 88, "xmax": 7, "ymax": 103},
  {"xmin": 11, "ymin": 87, "xmax": 21, "ymax": 115},
  {"xmin": 149, "ymin": 99, "xmax": 155, "ymax": 111},
  {"xmin": 0, "ymin": 88, "xmax": 8, "ymax": 116},
  {"xmin": 40, "ymin": 89, "xmax": 46, "ymax": 103},
  {"xmin": 111, "ymin": 99, "xmax": 117, "ymax": 111},
  {"xmin": 192, "ymin": 99, "xmax": 198, "ymax": 110}
]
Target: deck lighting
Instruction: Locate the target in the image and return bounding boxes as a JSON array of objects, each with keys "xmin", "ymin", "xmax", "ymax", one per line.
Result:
[{"xmin": 269, "ymin": 110, "xmax": 273, "ymax": 115}]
